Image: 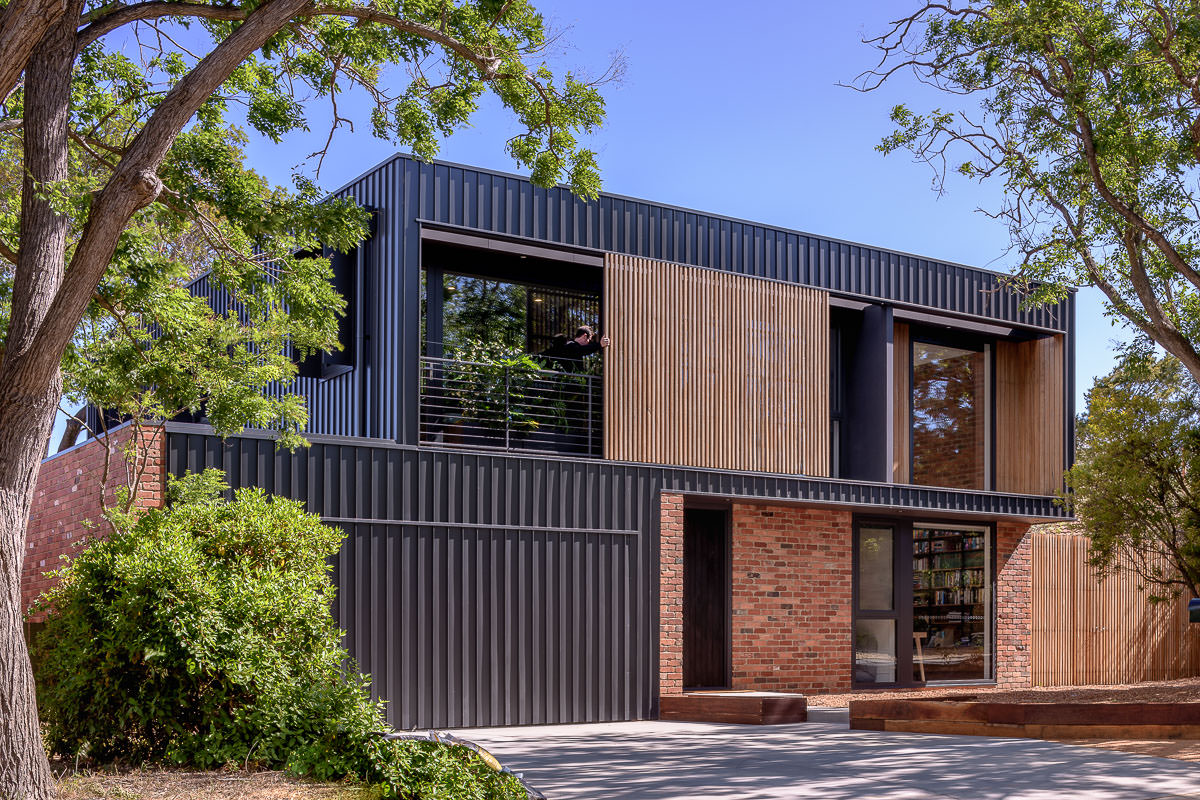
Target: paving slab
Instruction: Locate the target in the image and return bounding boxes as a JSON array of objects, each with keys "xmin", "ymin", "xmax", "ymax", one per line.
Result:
[{"xmin": 457, "ymin": 720, "xmax": 1200, "ymax": 800}]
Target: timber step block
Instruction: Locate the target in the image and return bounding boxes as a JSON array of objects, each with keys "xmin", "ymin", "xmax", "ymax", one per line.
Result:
[
  {"xmin": 849, "ymin": 699, "xmax": 1200, "ymax": 739},
  {"xmin": 661, "ymin": 691, "xmax": 807, "ymax": 725}
]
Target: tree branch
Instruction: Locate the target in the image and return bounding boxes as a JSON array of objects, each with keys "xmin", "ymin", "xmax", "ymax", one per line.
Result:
[
  {"xmin": 0, "ymin": 0, "xmax": 67, "ymax": 102},
  {"xmin": 77, "ymin": 1, "xmax": 247, "ymax": 51},
  {"xmin": 310, "ymin": 5, "xmax": 503, "ymax": 79},
  {"xmin": 29, "ymin": 0, "xmax": 315, "ymax": 374}
]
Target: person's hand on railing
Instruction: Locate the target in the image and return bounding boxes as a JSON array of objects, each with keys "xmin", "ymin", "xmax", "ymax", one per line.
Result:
[{"xmin": 599, "ymin": 334, "xmax": 611, "ymax": 348}]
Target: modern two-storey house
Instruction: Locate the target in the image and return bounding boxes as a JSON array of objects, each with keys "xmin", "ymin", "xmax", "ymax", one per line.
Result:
[{"xmin": 26, "ymin": 153, "xmax": 1074, "ymax": 730}]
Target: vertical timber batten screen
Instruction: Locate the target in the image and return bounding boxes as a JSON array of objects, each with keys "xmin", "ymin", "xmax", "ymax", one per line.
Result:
[
  {"xmin": 996, "ymin": 335, "xmax": 1065, "ymax": 495},
  {"xmin": 1031, "ymin": 530, "xmax": 1200, "ymax": 687},
  {"xmin": 604, "ymin": 254, "xmax": 829, "ymax": 476}
]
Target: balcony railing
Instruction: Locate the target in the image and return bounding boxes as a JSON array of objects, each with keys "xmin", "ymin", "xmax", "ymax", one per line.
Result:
[{"xmin": 419, "ymin": 356, "xmax": 603, "ymax": 458}]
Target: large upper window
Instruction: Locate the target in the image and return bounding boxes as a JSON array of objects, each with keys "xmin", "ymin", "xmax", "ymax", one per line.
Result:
[{"xmin": 911, "ymin": 340, "xmax": 990, "ymax": 490}]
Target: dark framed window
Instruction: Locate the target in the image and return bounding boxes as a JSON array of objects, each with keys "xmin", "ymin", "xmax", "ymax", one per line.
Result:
[
  {"xmin": 853, "ymin": 517, "xmax": 995, "ymax": 687},
  {"xmin": 911, "ymin": 336, "xmax": 992, "ymax": 490}
]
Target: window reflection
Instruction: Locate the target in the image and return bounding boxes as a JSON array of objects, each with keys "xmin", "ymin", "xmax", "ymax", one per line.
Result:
[
  {"xmin": 855, "ymin": 619, "xmax": 897, "ymax": 684},
  {"xmin": 912, "ymin": 342, "xmax": 987, "ymax": 490},
  {"xmin": 912, "ymin": 526, "xmax": 992, "ymax": 682}
]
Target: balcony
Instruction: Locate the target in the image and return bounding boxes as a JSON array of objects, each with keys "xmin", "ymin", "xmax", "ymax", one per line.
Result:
[{"xmin": 418, "ymin": 356, "xmax": 603, "ymax": 458}]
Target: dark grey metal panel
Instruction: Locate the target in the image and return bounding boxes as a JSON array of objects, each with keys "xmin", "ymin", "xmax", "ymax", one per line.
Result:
[
  {"xmin": 842, "ymin": 304, "xmax": 893, "ymax": 482},
  {"xmin": 191, "ymin": 153, "xmax": 1073, "ymax": 441},
  {"xmin": 166, "ymin": 427, "xmax": 1068, "ymax": 729},
  {"xmin": 167, "ymin": 431, "xmax": 656, "ymax": 730},
  {"xmin": 357, "ymin": 152, "xmax": 1070, "ymax": 328}
]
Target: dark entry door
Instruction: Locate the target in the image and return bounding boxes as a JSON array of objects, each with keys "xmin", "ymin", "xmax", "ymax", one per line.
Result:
[{"xmin": 683, "ymin": 509, "xmax": 729, "ymax": 688}]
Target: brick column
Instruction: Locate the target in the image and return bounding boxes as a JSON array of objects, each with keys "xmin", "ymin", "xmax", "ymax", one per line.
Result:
[
  {"xmin": 995, "ymin": 521, "xmax": 1033, "ymax": 688},
  {"xmin": 23, "ymin": 423, "xmax": 167, "ymax": 618},
  {"xmin": 729, "ymin": 504, "xmax": 854, "ymax": 692},
  {"xmin": 658, "ymin": 492, "xmax": 684, "ymax": 697}
]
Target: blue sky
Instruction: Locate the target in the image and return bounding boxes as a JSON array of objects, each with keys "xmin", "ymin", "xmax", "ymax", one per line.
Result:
[
  {"xmin": 237, "ymin": 0, "xmax": 1121, "ymax": 407},
  {"xmin": 53, "ymin": 1, "xmax": 1128, "ymax": 450}
]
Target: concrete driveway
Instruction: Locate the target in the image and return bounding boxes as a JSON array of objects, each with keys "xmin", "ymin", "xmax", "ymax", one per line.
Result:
[{"xmin": 459, "ymin": 718, "xmax": 1200, "ymax": 800}]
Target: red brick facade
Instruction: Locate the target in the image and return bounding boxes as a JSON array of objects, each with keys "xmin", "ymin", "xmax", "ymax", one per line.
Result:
[
  {"xmin": 995, "ymin": 520, "xmax": 1034, "ymax": 688},
  {"xmin": 658, "ymin": 492, "xmax": 684, "ymax": 696},
  {"xmin": 729, "ymin": 503, "xmax": 854, "ymax": 692},
  {"xmin": 22, "ymin": 423, "xmax": 166, "ymax": 617},
  {"xmin": 657, "ymin": 493, "xmax": 1037, "ymax": 697}
]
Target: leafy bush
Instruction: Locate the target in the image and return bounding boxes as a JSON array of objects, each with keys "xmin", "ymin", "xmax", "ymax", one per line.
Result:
[
  {"xmin": 33, "ymin": 470, "xmax": 524, "ymax": 799},
  {"xmin": 444, "ymin": 338, "xmax": 548, "ymax": 431}
]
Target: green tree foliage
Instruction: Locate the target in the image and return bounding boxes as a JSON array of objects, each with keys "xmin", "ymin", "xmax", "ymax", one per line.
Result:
[
  {"xmin": 1066, "ymin": 344, "xmax": 1200, "ymax": 599},
  {"xmin": 859, "ymin": 1, "xmax": 1200, "ymax": 385},
  {"xmin": 442, "ymin": 275, "xmax": 529, "ymax": 353},
  {"xmin": 33, "ymin": 470, "xmax": 524, "ymax": 799},
  {"xmin": 0, "ymin": 2, "xmax": 611, "ymax": 791}
]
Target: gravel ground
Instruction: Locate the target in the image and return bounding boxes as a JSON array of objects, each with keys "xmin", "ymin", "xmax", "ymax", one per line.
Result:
[
  {"xmin": 806, "ymin": 675, "xmax": 1200, "ymax": 706},
  {"xmin": 54, "ymin": 769, "xmax": 375, "ymax": 800}
]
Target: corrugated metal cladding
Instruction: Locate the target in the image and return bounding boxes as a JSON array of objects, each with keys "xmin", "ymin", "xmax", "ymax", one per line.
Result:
[
  {"xmin": 189, "ymin": 153, "xmax": 1073, "ymax": 441},
  {"xmin": 166, "ymin": 427, "xmax": 1068, "ymax": 730}
]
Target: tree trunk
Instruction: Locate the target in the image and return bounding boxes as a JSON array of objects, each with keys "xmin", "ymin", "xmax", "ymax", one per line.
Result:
[
  {"xmin": 0, "ymin": 374, "xmax": 59, "ymax": 800},
  {"xmin": 0, "ymin": 0, "xmax": 81, "ymax": 795}
]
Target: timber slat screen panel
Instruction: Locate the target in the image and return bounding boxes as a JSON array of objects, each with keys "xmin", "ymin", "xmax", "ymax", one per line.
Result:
[
  {"xmin": 892, "ymin": 322, "xmax": 910, "ymax": 484},
  {"xmin": 604, "ymin": 254, "xmax": 829, "ymax": 476},
  {"xmin": 1031, "ymin": 530, "xmax": 1200, "ymax": 686},
  {"xmin": 996, "ymin": 336, "xmax": 1065, "ymax": 495}
]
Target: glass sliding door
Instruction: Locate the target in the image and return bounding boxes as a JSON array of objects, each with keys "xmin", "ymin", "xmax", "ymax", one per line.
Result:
[{"xmin": 912, "ymin": 524, "xmax": 992, "ymax": 682}]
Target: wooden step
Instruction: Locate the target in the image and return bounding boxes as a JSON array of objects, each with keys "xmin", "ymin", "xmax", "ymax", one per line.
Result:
[{"xmin": 661, "ymin": 691, "xmax": 808, "ymax": 725}]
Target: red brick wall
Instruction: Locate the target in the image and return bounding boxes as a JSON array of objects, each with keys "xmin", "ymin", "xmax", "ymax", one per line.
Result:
[
  {"xmin": 22, "ymin": 423, "xmax": 166, "ymax": 617},
  {"xmin": 729, "ymin": 503, "xmax": 854, "ymax": 692},
  {"xmin": 658, "ymin": 493, "xmax": 1036, "ymax": 696},
  {"xmin": 658, "ymin": 492, "xmax": 684, "ymax": 696},
  {"xmin": 995, "ymin": 520, "xmax": 1033, "ymax": 688}
]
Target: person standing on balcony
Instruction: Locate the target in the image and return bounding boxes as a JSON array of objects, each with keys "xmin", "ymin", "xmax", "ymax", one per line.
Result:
[{"xmin": 549, "ymin": 325, "xmax": 610, "ymax": 371}]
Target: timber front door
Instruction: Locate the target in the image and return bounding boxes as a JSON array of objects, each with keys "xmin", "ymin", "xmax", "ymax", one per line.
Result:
[{"xmin": 682, "ymin": 509, "xmax": 730, "ymax": 688}]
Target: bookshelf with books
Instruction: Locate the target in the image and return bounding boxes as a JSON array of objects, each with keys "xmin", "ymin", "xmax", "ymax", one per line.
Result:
[{"xmin": 912, "ymin": 527, "xmax": 989, "ymax": 681}]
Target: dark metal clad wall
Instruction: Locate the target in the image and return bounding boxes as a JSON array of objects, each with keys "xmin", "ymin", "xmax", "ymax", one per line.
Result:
[
  {"xmin": 189, "ymin": 154, "xmax": 1074, "ymax": 440},
  {"xmin": 168, "ymin": 429, "xmax": 654, "ymax": 729},
  {"xmin": 380, "ymin": 155, "xmax": 1072, "ymax": 446},
  {"xmin": 404, "ymin": 157, "xmax": 1069, "ymax": 331},
  {"xmin": 166, "ymin": 427, "xmax": 1068, "ymax": 729}
]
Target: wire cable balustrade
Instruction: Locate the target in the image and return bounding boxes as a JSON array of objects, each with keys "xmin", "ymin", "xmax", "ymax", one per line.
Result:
[{"xmin": 419, "ymin": 356, "xmax": 603, "ymax": 457}]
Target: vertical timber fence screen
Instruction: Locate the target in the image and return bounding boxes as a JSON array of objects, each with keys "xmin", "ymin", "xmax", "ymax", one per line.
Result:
[
  {"xmin": 996, "ymin": 336, "xmax": 1065, "ymax": 496},
  {"xmin": 1031, "ymin": 529, "xmax": 1200, "ymax": 687},
  {"xmin": 603, "ymin": 254, "xmax": 829, "ymax": 476}
]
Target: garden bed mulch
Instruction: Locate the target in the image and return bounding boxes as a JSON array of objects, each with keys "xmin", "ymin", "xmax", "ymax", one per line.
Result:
[
  {"xmin": 55, "ymin": 768, "xmax": 376, "ymax": 800},
  {"xmin": 806, "ymin": 676, "xmax": 1200, "ymax": 707}
]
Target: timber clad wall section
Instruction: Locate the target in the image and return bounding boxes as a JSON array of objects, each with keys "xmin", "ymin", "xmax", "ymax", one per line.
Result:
[
  {"xmin": 1031, "ymin": 530, "xmax": 1200, "ymax": 686},
  {"xmin": 604, "ymin": 254, "xmax": 829, "ymax": 475},
  {"xmin": 892, "ymin": 322, "xmax": 910, "ymax": 484},
  {"xmin": 996, "ymin": 336, "xmax": 1065, "ymax": 495}
]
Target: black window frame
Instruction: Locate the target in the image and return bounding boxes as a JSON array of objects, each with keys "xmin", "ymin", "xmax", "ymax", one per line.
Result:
[
  {"xmin": 851, "ymin": 515, "xmax": 998, "ymax": 689},
  {"xmin": 908, "ymin": 328, "xmax": 996, "ymax": 492}
]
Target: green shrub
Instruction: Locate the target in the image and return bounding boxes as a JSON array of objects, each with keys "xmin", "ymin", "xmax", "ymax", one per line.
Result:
[{"xmin": 33, "ymin": 470, "xmax": 525, "ymax": 800}]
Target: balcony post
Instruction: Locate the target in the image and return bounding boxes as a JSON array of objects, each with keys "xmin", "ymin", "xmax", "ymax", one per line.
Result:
[{"xmin": 504, "ymin": 365, "xmax": 511, "ymax": 451}]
